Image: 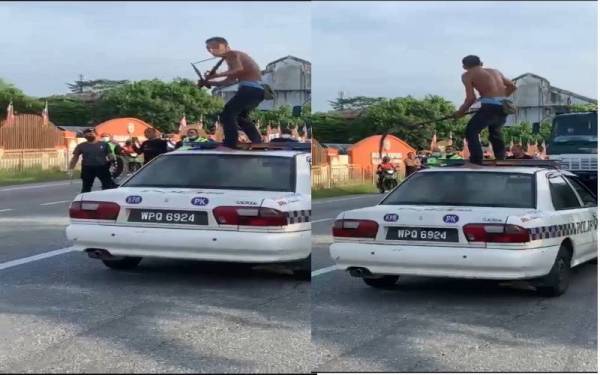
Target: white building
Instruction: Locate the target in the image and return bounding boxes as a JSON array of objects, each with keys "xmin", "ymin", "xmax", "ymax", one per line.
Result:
[
  {"xmin": 505, "ymin": 73, "xmax": 596, "ymax": 125},
  {"xmin": 212, "ymin": 55, "xmax": 311, "ymax": 111}
]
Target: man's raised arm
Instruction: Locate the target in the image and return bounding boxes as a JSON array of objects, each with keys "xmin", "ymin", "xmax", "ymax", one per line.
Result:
[{"xmin": 502, "ymin": 73, "xmax": 517, "ymax": 96}]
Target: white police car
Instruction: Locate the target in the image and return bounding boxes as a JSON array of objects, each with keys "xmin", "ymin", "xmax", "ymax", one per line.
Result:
[
  {"xmin": 329, "ymin": 161, "xmax": 597, "ymax": 296},
  {"xmin": 66, "ymin": 147, "xmax": 312, "ymax": 279}
]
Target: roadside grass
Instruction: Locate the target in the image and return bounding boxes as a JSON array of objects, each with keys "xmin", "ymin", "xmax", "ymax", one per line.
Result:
[
  {"xmin": 312, "ymin": 183, "xmax": 379, "ymax": 199},
  {"xmin": 0, "ymin": 167, "xmax": 70, "ymax": 187}
]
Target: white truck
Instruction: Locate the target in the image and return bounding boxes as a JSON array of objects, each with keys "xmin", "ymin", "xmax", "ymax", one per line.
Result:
[{"xmin": 544, "ymin": 111, "xmax": 597, "ymax": 193}]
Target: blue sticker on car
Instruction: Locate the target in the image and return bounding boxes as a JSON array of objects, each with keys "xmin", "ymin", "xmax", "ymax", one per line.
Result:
[
  {"xmin": 443, "ymin": 214, "xmax": 459, "ymax": 224},
  {"xmin": 384, "ymin": 213, "xmax": 399, "ymax": 222},
  {"xmin": 191, "ymin": 197, "xmax": 209, "ymax": 206},
  {"xmin": 125, "ymin": 195, "xmax": 143, "ymax": 204}
]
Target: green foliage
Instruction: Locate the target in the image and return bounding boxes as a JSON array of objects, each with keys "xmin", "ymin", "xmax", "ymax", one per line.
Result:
[
  {"xmin": 313, "ymin": 95, "xmax": 558, "ymax": 149},
  {"xmin": 568, "ymin": 103, "xmax": 597, "ymax": 112},
  {"xmin": 328, "ymin": 96, "xmax": 386, "ymax": 112},
  {"xmin": 37, "ymin": 96, "xmax": 94, "ymax": 126},
  {"xmin": 310, "ymin": 113, "xmax": 355, "ymax": 143},
  {"xmin": 313, "ymin": 95, "xmax": 464, "ymax": 149},
  {"xmin": 66, "ymin": 79, "xmax": 129, "ymax": 94},
  {"xmin": 94, "ymin": 79, "xmax": 224, "ymax": 132},
  {"xmin": 251, "ymin": 103, "xmax": 312, "ymax": 131},
  {"xmin": 0, "ymin": 79, "xmax": 43, "ymax": 118}
]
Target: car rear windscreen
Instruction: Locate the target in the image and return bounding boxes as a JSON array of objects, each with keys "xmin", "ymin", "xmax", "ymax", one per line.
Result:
[
  {"xmin": 381, "ymin": 171, "xmax": 535, "ymax": 208},
  {"xmin": 123, "ymin": 154, "xmax": 295, "ymax": 192}
]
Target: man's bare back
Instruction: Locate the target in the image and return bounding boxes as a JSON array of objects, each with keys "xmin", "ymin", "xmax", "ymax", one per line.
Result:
[
  {"xmin": 222, "ymin": 50, "xmax": 262, "ymax": 81},
  {"xmin": 463, "ymin": 67, "xmax": 513, "ymax": 98}
]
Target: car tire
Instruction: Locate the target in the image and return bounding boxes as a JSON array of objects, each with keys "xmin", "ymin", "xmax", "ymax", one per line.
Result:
[
  {"xmin": 537, "ymin": 246, "xmax": 571, "ymax": 297},
  {"xmin": 590, "ymin": 258, "xmax": 597, "ymax": 265},
  {"xmin": 362, "ymin": 275, "xmax": 399, "ymax": 289},
  {"xmin": 101, "ymin": 257, "xmax": 142, "ymax": 270},
  {"xmin": 292, "ymin": 254, "xmax": 311, "ymax": 281}
]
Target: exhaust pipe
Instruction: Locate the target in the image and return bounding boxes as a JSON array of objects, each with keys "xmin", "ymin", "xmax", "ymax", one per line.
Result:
[
  {"xmin": 348, "ymin": 267, "xmax": 373, "ymax": 278},
  {"xmin": 85, "ymin": 248, "xmax": 114, "ymax": 260}
]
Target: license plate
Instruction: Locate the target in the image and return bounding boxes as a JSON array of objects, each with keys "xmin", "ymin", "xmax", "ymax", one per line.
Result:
[
  {"xmin": 386, "ymin": 226, "xmax": 458, "ymax": 242},
  {"xmin": 128, "ymin": 209, "xmax": 208, "ymax": 225}
]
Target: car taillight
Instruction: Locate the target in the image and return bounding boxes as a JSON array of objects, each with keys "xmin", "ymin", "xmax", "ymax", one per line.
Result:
[
  {"xmin": 463, "ymin": 224, "xmax": 530, "ymax": 243},
  {"xmin": 332, "ymin": 219, "xmax": 379, "ymax": 239},
  {"xmin": 69, "ymin": 201, "xmax": 121, "ymax": 220},
  {"xmin": 213, "ymin": 206, "xmax": 288, "ymax": 226}
]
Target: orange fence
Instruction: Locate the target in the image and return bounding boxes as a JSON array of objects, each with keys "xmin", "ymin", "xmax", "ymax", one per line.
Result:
[{"xmin": 0, "ymin": 114, "xmax": 66, "ymax": 150}]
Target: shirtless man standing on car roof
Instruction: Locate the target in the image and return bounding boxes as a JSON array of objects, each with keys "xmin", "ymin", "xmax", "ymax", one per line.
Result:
[
  {"xmin": 453, "ymin": 55, "xmax": 517, "ymax": 165},
  {"xmin": 202, "ymin": 36, "xmax": 264, "ymax": 150}
]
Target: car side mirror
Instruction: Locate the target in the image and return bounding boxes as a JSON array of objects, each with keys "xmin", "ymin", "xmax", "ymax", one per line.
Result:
[{"xmin": 532, "ymin": 122, "xmax": 540, "ymax": 134}]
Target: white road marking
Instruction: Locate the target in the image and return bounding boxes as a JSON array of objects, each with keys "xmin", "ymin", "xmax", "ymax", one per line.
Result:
[
  {"xmin": 312, "ymin": 195, "xmax": 378, "ymax": 205},
  {"xmin": 0, "ymin": 247, "xmax": 76, "ymax": 271},
  {"xmin": 311, "ymin": 265, "xmax": 338, "ymax": 277},
  {"xmin": 312, "ymin": 218, "xmax": 334, "ymax": 223},
  {"xmin": 0, "ymin": 209, "xmax": 14, "ymax": 213},
  {"xmin": 40, "ymin": 200, "xmax": 71, "ymax": 206},
  {"xmin": 0, "ymin": 180, "xmax": 75, "ymax": 192}
]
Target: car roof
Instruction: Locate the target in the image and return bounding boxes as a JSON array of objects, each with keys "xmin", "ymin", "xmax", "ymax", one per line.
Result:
[
  {"xmin": 167, "ymin": 150, "xmax": 306, "ymax": 157},
  {"xmin": 420, "ymin": 166, "xmax": 575, "ymax": 176}
]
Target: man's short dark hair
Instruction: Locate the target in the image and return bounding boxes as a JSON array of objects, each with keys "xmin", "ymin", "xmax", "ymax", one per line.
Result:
[
  {"xmin": 83, "ymin": 128, "xmax": 95, "ymax": 134},
  {"xmin": 462, "ymin": 55, "xmax": 482, "ymax": 68},
  {"xmin": 206, "ymin": 37, "xmax": 228, "ymax": 45}
]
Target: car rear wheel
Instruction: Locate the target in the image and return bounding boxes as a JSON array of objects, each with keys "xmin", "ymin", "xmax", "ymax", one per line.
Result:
[
  {"xmin": 362, "ymin": 275, "xmax": 399, "ymax": 289},
  {"xmin": 537, "ymin": 246, "xmax": 571, "ymax": 297},
  {"xmin": 292, "ymin": 254, "xmax": 311, "ymax": 281},
  {"xmin": 101, "ymin": 257, "xmax": 142, "ymax": 270}
]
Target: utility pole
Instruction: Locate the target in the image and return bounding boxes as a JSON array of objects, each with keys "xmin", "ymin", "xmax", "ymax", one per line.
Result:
[{"xmin": 338, "ymin": 91, "xmax": 344, "ymax": 110}]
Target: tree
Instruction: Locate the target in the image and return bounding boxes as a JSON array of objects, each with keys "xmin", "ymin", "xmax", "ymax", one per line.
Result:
[
  {"xmin": 352, "ymin": 95, "xmax": 465, "ymax": 150},
  {"xmin": 94, "ymin": 79, "xmax": 224, "ymax": 132},
  {"xmin": 0, "ymin": 79, "xmax": 43, "ymax": 118},
  {"xmin": 66, "ymin": 78, "xmax": 129, "ymax": 94},
  {"xmin": 328, "ymin": 95, "xmax": 386, "ymax": 112},
  {"xmin": 36, "ymin": 96, "xmax": 94, "ymax": 126}
]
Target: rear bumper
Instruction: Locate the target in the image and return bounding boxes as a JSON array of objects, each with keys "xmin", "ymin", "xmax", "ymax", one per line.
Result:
[
  {"xmin": 329, "ymin": 242, "xmax": 559, "ymax": 280},
  {"xmin": 66, "ymin": 223, "xmax": 311, "ymax": 263}
]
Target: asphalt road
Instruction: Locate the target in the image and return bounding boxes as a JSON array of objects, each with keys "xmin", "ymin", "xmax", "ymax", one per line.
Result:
[
  {"xmin": 0, "ymin": 181, "xmax": 311, "ymax": 373},
  {"xmin": 311, "ymin": 194, "xmax": 598, "ymax": 372}
]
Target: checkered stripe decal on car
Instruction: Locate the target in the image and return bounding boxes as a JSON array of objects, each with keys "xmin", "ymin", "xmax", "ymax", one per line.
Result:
[
  {"xmin": 286, "ymin": 210, "xmax": 311, "ymax": 224},
  {"xmin": 529, "ymin": 220, "xmax": 597, "ymax": 240}
]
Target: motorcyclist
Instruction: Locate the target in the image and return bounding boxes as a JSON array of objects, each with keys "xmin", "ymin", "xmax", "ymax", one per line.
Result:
[
  {"xmin": 100, "ymin": 133, "xmax": 122, "ymax": 161},
  {"xmin": 175, "ymin": 128, "xmax": 210, "ymax": 150},
  {"xmin": 376, "ymin": 156, "xmax": 396, "ymax": 191},
  {"xmin": 101, "ymin": 133, "xmax": 123, "ymax": 178},
  {"xmin": 444, "ymin": 146, "xmax": 463, "ymax": 160},
  {"xmin": 121, "ymin": 140, "xmax": 141, "ymax": 174}
]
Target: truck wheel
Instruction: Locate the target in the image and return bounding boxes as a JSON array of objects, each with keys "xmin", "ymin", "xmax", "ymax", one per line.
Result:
[
  {"xmin": 363, "ymin": 275, "xmax": 399, "ymax": 289},
  {"xmin": 102, "ymin": 257, "xmax": 142, "ymax": 270},
  {"xmin": 537, "ymin": 246, "xmax": 571, "ymax": 297}
]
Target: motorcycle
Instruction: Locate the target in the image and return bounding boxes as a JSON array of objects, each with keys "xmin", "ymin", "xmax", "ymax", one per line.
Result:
[
  {"xmin": 377, "ymin": 169, "xmax": 398, "ymax": 193},
  {"xmin": 124, "ymin": 152, "xmax": 143, "ymax": 175},
  {"xmin": 108, "ymin": 156, "xmax": 124, "ymax": 179}
]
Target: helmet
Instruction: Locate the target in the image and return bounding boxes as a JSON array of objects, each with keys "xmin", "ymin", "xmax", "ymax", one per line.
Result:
[{"xmin": 382, "ymin": 156, "xmax": 390, "ymax": 163}]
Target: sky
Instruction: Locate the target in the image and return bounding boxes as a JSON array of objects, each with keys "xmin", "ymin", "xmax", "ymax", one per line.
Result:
[
  {"xmin": 0, "ymin": 1, "xmax": 597, "ymax": 113},
  {"xmin": 0, "ymin": 1, "xmax": 310, "ymax": 96},
  {"xmin": 312, "ymin": 1, "xmax": 597, "ymax": 111}
]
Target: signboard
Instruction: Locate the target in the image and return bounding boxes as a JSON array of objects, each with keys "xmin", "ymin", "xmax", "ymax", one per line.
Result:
[{"xmin": 371, "ymin": 152, "xmax": 404, "ymax": 165}]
